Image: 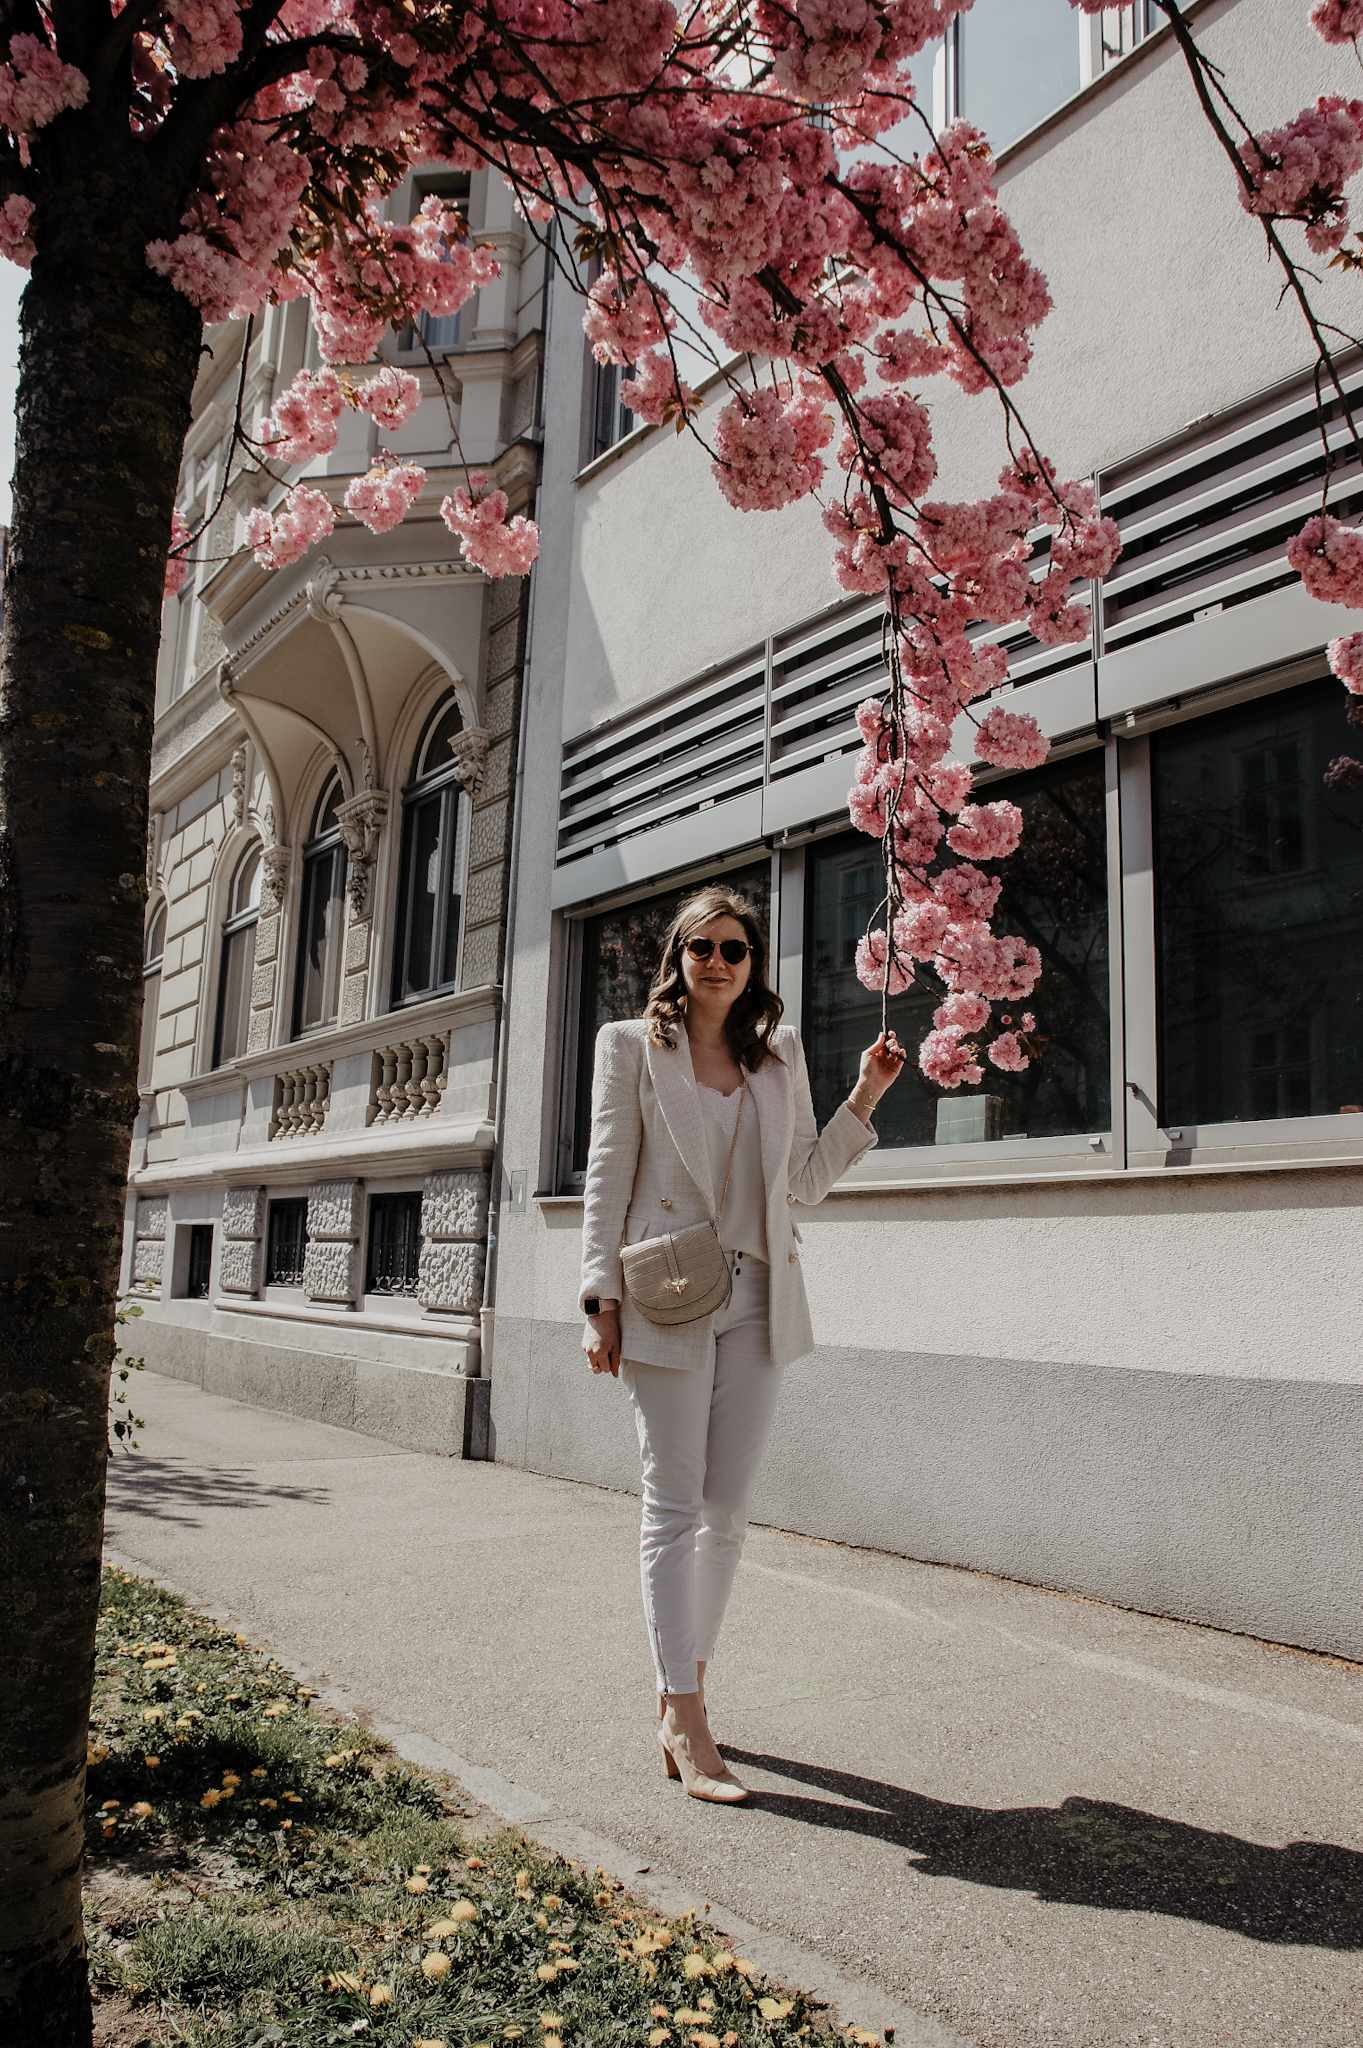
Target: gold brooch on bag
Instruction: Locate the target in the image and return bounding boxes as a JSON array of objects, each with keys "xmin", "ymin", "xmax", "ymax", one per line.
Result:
[{"xmin": 664, "ymin": 1276, "xmax": 689, "ymax": 1294}]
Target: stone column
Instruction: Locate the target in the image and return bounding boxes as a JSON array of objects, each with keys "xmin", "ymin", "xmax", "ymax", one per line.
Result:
[
  {"xmin": 302, "ymin": 1179, "xmax": 363, "ymax": 1306},
  {"xmin": 247, "ymin": 834, "xmax": 289, "ymax": 1055},
  {"xmin": 417, "ymin": 1169, "xmax": 489, "ymax": 1328},
  {"xmin": 458, "ymin": 573, "xmax": 528, "ymax": 989},
  {"xmin": 335, "ymin": 790, "xmax": 389, "ymax": 1026}
]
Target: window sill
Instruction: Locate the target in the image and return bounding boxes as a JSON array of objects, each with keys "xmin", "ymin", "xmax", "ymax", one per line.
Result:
[{"xmin": 214, "ymin": 1295, "xmax": 480, "ymax": 1344}]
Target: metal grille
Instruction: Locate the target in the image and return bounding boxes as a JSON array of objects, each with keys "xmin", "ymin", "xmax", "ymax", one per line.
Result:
[
  {"xmin": 366, "ymin": 1193, "xmax": 422, "ymax": 1296},
  {"xmin": 266, "ymin": 1198, "xmax": 308, "ymax": 1286}
]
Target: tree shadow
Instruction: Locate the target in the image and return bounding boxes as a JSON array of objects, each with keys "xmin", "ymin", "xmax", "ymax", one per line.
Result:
[
  {"xmin": 105, "ymin": 1456, "xmax": 330, "ymax": 1529},
  {"xmin": 720, "ymin": 1747, "xmax": 1363, "ymax": 1949}
]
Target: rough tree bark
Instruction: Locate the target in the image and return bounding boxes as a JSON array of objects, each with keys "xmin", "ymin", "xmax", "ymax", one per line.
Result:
[{"xmin": 0, "ymin": 116, "xmax": 202, "ymax": 2045}]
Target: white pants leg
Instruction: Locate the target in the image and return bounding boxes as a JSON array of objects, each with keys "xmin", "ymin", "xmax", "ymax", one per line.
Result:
[{"xmin": 623, "ymin": 1254, "xmax": 783, "ymax": 1696}]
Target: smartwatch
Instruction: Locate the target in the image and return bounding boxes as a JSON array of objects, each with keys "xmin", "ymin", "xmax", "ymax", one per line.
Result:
[{"xmin": 583, "ymin": 1297, "xmax": 601, "ymax": 1316}]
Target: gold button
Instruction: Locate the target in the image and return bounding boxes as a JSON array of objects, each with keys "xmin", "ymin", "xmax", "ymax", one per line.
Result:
[
  {"xmin": 786, "ymin": 1193, "xmax": 795, "ymax": 1204},
  {"xmin": 660, "ymin": 1198, "xmax": 673, "ymax": 1210},
  {"xmin": 788, "ymin": 1252, "xmax": 800, "ymax": 1264}
]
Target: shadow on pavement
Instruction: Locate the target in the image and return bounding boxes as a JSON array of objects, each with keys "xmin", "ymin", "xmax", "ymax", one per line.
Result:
[
  {"xmin": 720, "ymin": 1748, "xmax": 1362, "ymax": 1949},
  {"xmin": 106, "ymin": 1456, "xmax": 330, "ymax": 1528}
]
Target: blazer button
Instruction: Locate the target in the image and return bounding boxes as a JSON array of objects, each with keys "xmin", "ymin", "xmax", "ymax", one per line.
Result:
[
  {"xmin": 788, "ymin": 1251, "xmax": 800, "ymax": 1263},
  {"xmin": 786, "ymin": 1193, "xmax": 795, "ymax": 1204},
  {"xmin": 660, "ymin": 1198, "xmax": 673, "ymax": 1210}
]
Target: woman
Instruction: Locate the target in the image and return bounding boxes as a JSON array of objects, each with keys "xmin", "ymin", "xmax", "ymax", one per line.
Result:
[{"xmin": 579, "ymin": 884, "xmax": 905, "ymax": 1804}]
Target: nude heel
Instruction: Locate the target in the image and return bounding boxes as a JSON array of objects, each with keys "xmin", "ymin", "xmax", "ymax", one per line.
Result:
[
  {"xmin": 657, "ymin": 1723, "xmax": 748, "ymax": 1804},
  {"xmin": 660, "ymin": 1730, "xmax": 682, "ymax": 1779}
]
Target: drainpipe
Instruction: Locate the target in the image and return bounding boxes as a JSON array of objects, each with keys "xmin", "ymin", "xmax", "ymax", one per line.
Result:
[{"xmin": 477, "ymin": 219, "xmax": 554, "ymax": 1406}]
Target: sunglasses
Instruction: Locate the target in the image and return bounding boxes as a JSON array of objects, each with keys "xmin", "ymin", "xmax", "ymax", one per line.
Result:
[{"xmin": 683, "ymin": 937, "xmax": 752, "ymax": 964}]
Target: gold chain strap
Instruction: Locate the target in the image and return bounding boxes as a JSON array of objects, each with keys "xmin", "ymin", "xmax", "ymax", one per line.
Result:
[{"xmin": 714, "ymin": 1080, "xmax": 748, "ymax": 1226}]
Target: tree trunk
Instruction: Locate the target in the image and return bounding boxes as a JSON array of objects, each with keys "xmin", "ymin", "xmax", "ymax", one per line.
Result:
[{"xmin": 0, "ymin": 191, "xmax": 201, "ymax": 2042}]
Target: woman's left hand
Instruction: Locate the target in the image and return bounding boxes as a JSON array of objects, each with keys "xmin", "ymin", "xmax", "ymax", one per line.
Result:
[{"xmin": 848, "ymin": 1030, "xmax": 907, "ymax": 1124}]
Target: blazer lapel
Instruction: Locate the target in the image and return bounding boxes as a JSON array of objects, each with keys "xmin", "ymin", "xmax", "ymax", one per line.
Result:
[
  {"xmin": 746, "ymin": 1039, "xmax": 793, "ymax": 1212},
  {"xmin": 646, "ymin": 1022, "xmax": 716, "ymax": 1213}
]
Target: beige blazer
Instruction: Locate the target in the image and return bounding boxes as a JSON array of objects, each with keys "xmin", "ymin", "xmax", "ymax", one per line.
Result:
[{"xmin": 579, "ymin": 1018, "xmax": 877, "ymax": 1371}]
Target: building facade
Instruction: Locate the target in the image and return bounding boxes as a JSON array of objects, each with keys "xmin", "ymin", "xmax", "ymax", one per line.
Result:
[
  {"xmin": 490, "ymin": 0, "xmax": 1363, "ymax": 1662},
  {"xmin": 123, "ymin": 166, "xmax": 545, "ymax": 1455}
]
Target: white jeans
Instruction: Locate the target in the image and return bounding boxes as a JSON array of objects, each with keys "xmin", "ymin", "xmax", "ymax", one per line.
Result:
[{"xmin": 623, "ymin": 1252, "xmax": 784, "ymax": 1696}]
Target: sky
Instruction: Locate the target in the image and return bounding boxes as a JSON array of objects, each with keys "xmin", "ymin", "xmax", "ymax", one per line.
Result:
[{"xmin": 0, "ymin": 262, "xmax": 22, "ymax": 525}]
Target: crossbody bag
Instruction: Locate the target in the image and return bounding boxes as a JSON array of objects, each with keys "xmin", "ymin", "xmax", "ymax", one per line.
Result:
[{"xmin": 618, "ymin": 1082, "xmax": 749, "ymax": 1328}]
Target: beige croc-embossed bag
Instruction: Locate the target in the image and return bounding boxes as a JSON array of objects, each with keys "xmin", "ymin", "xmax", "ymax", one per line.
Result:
[{"xmin": 619, "ymin": 1083, "xmax": 748, "ymax": 1327}]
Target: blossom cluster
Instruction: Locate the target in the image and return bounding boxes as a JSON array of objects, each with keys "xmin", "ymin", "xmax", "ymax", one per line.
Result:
[
  {"xmin": 440, "ymin": 476, "xmax": 540, "ymax": 578},
  {"xmin": 0, "ymin": 32, "xmax": 87, "ymax": 154},
  {"xmin": 1237, "ymin": 94, "xmax": 1363, "ymax": 253}
]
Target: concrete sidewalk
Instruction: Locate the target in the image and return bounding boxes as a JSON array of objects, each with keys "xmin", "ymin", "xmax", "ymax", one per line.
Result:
[{"xmin": 104, "ymin": 1372, "xmax": 1363, "ymax": 2048}]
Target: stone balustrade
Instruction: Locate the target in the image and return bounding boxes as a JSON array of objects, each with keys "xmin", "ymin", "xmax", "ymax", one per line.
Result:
[
  {"xmin": 367, "ymin": 1032, "xmax": 453, "ymax": 1126},
  {"xmin": 269, "ymin": 1062, "xmax": 333, "ymax": 1141}
]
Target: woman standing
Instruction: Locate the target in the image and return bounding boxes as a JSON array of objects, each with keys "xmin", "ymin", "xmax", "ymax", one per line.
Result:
[{"xmin": 580, "ymin": 885, "xmax": 905, "ymax": 1803}]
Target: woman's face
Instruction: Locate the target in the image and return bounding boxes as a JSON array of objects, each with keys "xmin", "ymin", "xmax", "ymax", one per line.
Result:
[{"xmin": 678, "ymin": 914, "xmax": 753, "ymax": 1018}]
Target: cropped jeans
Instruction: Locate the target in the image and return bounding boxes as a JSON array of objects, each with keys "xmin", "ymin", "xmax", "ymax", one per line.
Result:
[{"xmin": 622, "ymin": 1251, "xmax": 784, "ymax": 1697}]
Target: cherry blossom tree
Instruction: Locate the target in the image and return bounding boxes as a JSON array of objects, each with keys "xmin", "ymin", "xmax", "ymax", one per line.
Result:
[{"xmin": 1, "ymin": 1, "xmax": 1362, "ymax": 2037}]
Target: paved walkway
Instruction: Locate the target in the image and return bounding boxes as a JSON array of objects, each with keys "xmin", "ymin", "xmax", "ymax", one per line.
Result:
[{"xmin": 104, "ymin": 1372, "xmax": 1363, "ymax": 2048}]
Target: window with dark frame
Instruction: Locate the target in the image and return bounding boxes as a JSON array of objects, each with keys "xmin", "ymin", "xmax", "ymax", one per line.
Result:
[
  {"xmin": 391, "ymin": 696, "xmax": 469, "ymax": 1006},
  {"xmin": 399, "ymin": 172, "xmax": 471, "ymax": 354},
  {"xmin": 571, "ymin": 860, "xmax": 772, "ymax": 1174},
  {"xmin": 186, "ymin": 1225, "xmax": 214, "ymax": 1300},
  {"xmin": 266, "ymin": 1198, "xmax": 309, "ymax": 1286},
  {"xmin": 1153, "ymin": 676, "xmax": 1363, "ymax": 1128},
  {"xmin": 587, "ymin": 355, "xmax": 632, "ymax": 464},
  {"xmin": 803, "ymin": 749, "xmax": 1111, "ymax": 1149},
  {"xmin": 366, "ymin": 1192, "xmax": 423, "ymax": 1296},
  {"xmin": 292, "ymin": 775, "xmax": 348, "ymax": 1037},
  {"xmin": 213, "ymin": 842, "xmax": 262, "ymax": 1067}
]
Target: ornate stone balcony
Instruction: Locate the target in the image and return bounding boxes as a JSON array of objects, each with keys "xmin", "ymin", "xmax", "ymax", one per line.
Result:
[{"xmin": 270, "ymin": 1062, "xmax": 333, "ymax": 1140}]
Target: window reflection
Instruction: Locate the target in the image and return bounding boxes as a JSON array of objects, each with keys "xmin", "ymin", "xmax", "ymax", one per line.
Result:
[
  {"xmin": 1153, "ymin": 679, "xmax": 1363, "ymax": 1126},
  {"xmin": 572, "ymin": 860, "xmax": 771, "ymax": 1171},
  {"xmin": 805, "ymin": 749, "xmax": 1111, "ymax": 1147},
  {"xmin": 956, "ymin": 0, "xmax": 1081, "ymax": 154}
]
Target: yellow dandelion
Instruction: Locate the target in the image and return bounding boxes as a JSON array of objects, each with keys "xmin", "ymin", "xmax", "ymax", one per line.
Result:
[
  {"xmin": 415, "ymin": 1865, "xmax": 432, "ymax": 1875},
  {"xmin": 757, "ymin": 2000, "xmax": 794, "ymax": 2022},
  {"xmin": 698, "ymin": 2001, "xmax": 715, "ymax": 2014},
  {"xmin": 143, "ymin": 1756, "xmax": 160, "ymax": 1768},
  {"xmin": 846, "ymin": 2032, "xmax": 880, "ymax": 2046},
  {"xmin": 200, "ymin": 1790, "xmax": 222, "ymax": 1809},
  {"xmin": 406, "ymin": 1876, "xmax": 430, "ymax": 1895},
  {"xmin": 141, "ymin": 1708, "xmax": 163, "ymax": 1723},
  {"xmin": 503, "ymin": 2031, "xmax": 524, "ymax": 2040},
  {"xmin": 649, "ymin": 2032, "xmax": 672, "ymax": 2047},
  {"xmin": 368, "ymin": 1984, "xmax": 393, "ymax": 2007},
  {"xmin": 421, "ymin": 1952, "xmax": 452, "ymax": 1981},
  {"xmin": 538, "ymin": 2014, "xmax": 563, "ymax": 2029},
  {"xmin": 536, "ymin": 1965, "xmax": 559, "ymax": 1983},
  {"xmin": 651, "ymin": 2008, "xmax": 671, "ymax": 2022},
  {"xmin": 733, "ymin": 1961, "xmax": 756, "ymax": 1978},
  {"xmin": 449, "ymin": 1900, "xmax": 478, "ymax": 1922},
  {"xmin": 413, "ymin": 2040, "xmax": 448, "ymax": 2048},
  {"xmin": 100, "ymin": 1800, "xmax": 120, "ymax": 1812},
  {"xmin": 132, "ymin": 1802, "xmax": 154, "ymax": 1818},
  {"xmin": 725, "ymin": 2036, "xmax": 739, "ymax": 2046},
  {"xmin": 543, "ymin": 2036, "xmax": 564, "ymax": 2048},
  {"xmin": 542, "ymin": 1895, "xmax": 562, "ymax": 1910},
  {"xmin": 466, "ymin": 1855, "xmax": 486, "ymax": 1870},
  {"xmin": 260, "ymin": 1798, "xmax": 278, "ymax": 1810},
  {"xmin": 682, "ymin": 1955, "xmax": 711, "ymax": 1980},
  {"xmin": 283, "ymin": 1792, "xmax": 303, "ymax": 1803},
  {"xmin": 515, "ymin": 1869, "xmax": 530, "ymax": 1886},
  {"xmin": 252, "ymin": 1767, "xmax": 268, "ymax": 1779},
  {"xmin": 691, "ymin": 2034, "xmax": 721, "ymax": 2048},
  {"xmin": 534, "ymin": 1913, "xmax": 549, "ymax": 1931},
  {"xmin": 710, "ymin": 1957, "xmax": 737, "ymax": 1976}
]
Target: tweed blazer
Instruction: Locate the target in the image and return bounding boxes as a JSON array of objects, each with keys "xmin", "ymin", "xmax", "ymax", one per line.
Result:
[{"xmin": 579, "ymin": 1018, "xmax": 877, "ymax": 1371}]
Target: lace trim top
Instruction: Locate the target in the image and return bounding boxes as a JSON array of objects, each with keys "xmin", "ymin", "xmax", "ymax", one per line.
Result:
[{"xmin": 697, "ymin": 1082, "xmax": 767, "ymax": 1261}]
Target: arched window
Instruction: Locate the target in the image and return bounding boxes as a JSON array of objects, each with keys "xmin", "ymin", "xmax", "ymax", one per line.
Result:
[
  {"xmin": 140, "ymin": 901, "xmax": 167, "ymax": 1086},
  {"xmin": 392, "ymin": 695, "xmax": 470, "ymax": 1006},
  {"xmin": 213, "ymin": 843, "xmax": 262, "ymax": 1066},
  {"xmin": 292, "ymin": 773, "xmax": 349, "ymax": 1036}
]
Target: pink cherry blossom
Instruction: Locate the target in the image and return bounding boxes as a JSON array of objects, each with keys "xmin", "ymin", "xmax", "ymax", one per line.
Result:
[
  {"xmin": 0, "ymin": 33, "xmax": 88, "ymax": 147},
  {"xmin": 244, "ymin": 485, "xmax": 336, "ymax": 570},
  {"xmin": 919, "ymin": 1025, "xmax": 983, "ymax": 1090},
  {"xmin": 946, "ymin": 799, "xmax": 1024, "ymax": 862},
  {"xmin": 1312, "ymin": 0, "xmax": 1363, "ymax": 41},
  {"xmin": 164, "ymin": 510, "xmax": 192, "ymax": 599},
  {"xmin": 987, "ymin": 1031, "xmax": 1029, "ymax": 1073},
  {"xmin": 258, "ymin": 367, "xmax": 345, "ymax": 467},
  {"xmin": 620, "ymin": 349, "xmax": 699, "ymax": 428},
  {"xmin": 584, "ymin": 269, "xmax": 673, "ymax": 365},
  {"xmin": 0, "ymin": 192, "xmax": 34, "ymax": 266},
  {"xmin": 894, "ymin": 897, "xmax": 952, "ymax": 961},
  {"xmin": 1287, "ymin": 513, "xmax": 1363, "ymax": 606},
  {"xmin": 440, "ymin": 475, "xmax": 540, "ymax": 577},
  {"xmin": 345, "ymin": 461, "xmax": 425, "ymax": 533},
  {"xmin": 934, "ymin": 993, "xmax": 990, "ymax": 1034},
  {"xmin": 933, "ymin": 863, "xmax": 1002, "ymax": 921},
  {"xmin": 353, "ymin": 367, "xmax": 422, "ymax": 431},
  {"xmin": 1237, "ymin": 95, "xmax": 1363, "ymax": 254},
  {"xmin": 854, "ymin": 927, "xmax": 914, "ymax": 995},
  {"xmin": 974, "ymin": 705, "xmax": 1050, "ymax": 770},
  {"xmin": 1329, "ymin": 632, "xmax": 1363, "ymax": 690},
  {"xmin": 713, "ymin": 384, "xmax": 833, "ymax": 512},
  {"xmin": 165, "ymin": 0, "xmax": 244, "ymax": 79}
]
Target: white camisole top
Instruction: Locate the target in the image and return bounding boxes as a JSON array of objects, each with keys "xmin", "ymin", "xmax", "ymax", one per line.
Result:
[{"xmin": 698, "ymin": 1082, "xmax": 768, "ymax": 1262}]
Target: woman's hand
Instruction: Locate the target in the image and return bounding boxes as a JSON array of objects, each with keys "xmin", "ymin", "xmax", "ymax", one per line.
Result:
[
  {"xmin": 848, "ymin": 1029, "xmax": 907, "ymax": 1126},
  {"xmin": 582, "ymin": 1304, "xmax": 621, "ymax": 1378}
]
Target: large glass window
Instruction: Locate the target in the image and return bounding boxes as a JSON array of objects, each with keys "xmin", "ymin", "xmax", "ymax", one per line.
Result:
[
  {"xmin": 213, "ymin": 843, "xmax": 261, "ymax": 1067},
  {"xmin": 571, "ymin": 860, "xmax": 771, "ymax": 1172},
  {"xmin": 140, "ymin": 900, "xmax": 166, "ymax": 1087},
  {"xmin": 367, "ymin": 1193, "xmax": 423, "ymax": 1295},
  {"xmin": 293, "ymin": 776, "xmax": 349, "ymax": 1037},
  {"xmin": 1153, "ymin": 679, "xmax": 1363, "ymax": 1127},
  {"xmin": 805, "ymin": 750, "xmax": 1111, "ymax": 1149},
  {"xmin": 955, "ymin": 0, "xmax": 1081, "ymax": 155},
  {"xmin": 392, "ymin": 696, "xmax": 470, "ymax": 1005}
]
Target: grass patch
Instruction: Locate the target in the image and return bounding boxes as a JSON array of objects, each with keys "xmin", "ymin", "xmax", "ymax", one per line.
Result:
[{"xmin": 86, "ymin": 1570, "xmax": 868, "ymax": 2048}]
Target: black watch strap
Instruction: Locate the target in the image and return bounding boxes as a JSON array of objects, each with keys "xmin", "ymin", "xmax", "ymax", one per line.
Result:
[{"xmin": 583, "ymin": 1296, "xmax": 601, "ymax": 1316}]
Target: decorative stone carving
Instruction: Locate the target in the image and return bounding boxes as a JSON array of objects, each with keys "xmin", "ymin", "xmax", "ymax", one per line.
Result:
[
  {"xmin": 135, "ymin": 1197, "xmax": 168, "ymax": 1240},
  {"xmin": 270, "ymin": 1064, "xmax": 331, "ymax": 1139},
  {"xmin": 303, "ymin": 1239, "xmax": 360, "ymax": 1304},
  {"xmin": 417, "ymin": 1238, "xmax": 485, "ymax": 1313},
  {"xmin": 230, "ymin": 743, "xmax": 248, "ymax": 827},
  {"xmin": 262, "ymin": 845, "xmax": 290, "ymax": 911},
  {"xmin": 339, "ymin": 974, "xmax": 368, "ymax": 1026},
  {"xmin": 334, "ymin": 790, "xmax": 389, "ymax": 917},
  {"xmin": 368, "ymin": 1035, "xmax": 451, "ymax": 1125},
  {"xmin": 246, "ymin": 1010, "xmax": 272, "ymax": 1054},
  {"xmin": 345, "ymin": 920, "xmax": 370, "ymax": 972},
  {"xmin": 221, "ymin": 1185, "xmax": 264, "ymax": 1240},
  {"xmin": 307, "ymin": 1179, "xmax": 362, "ymax": 1241},
  {"xmin": 254, "ymin": 911, "xmax": 280, "ymax": 966},
  {"xmin": 132, "ymin": 1239, "xmax": 165, "ymax": 1284},
  {"xmin": 218, "ymin": 1239, "xmax": 261, "ymax": 1294},
  {"xmin": 305, "ymin": 558, "xmax": 344, "ymax": 620},
  {"xmin": 448, "ymin": 726, "xmax": 491, "ymax": 798},
  {"xmin": 422, "ymin": 1169, "xmax": 489, "ymax": 1242}
]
